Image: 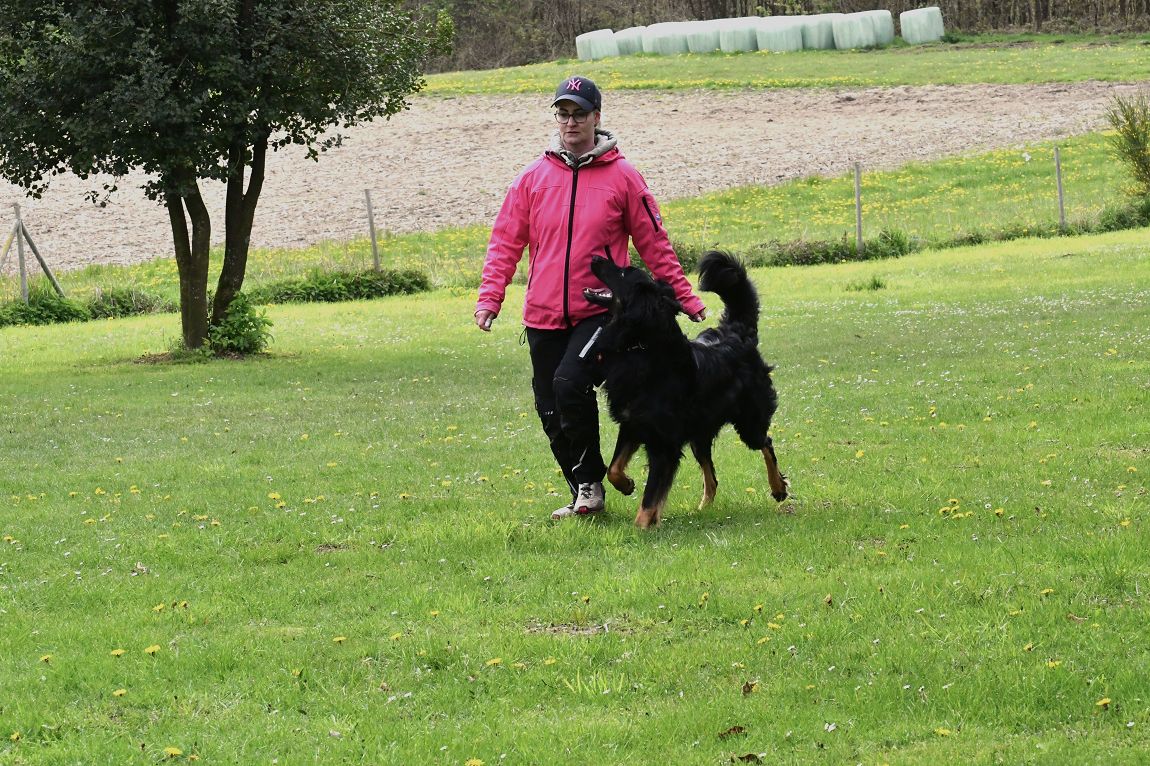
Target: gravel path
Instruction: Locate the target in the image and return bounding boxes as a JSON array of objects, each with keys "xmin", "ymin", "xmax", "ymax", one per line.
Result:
[{"xmin": 0, "ymin": 81, "xmax": 1143, "ymax": 274}]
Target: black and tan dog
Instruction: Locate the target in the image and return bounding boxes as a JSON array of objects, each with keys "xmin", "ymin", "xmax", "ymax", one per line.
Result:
[{"xmin": 584, "ymin": 251, "xmax": 789, "ymax": 528}]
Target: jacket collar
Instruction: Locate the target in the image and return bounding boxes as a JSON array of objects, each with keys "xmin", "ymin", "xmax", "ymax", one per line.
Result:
[{"xmin": 548, "ymin": 128, "xmax": 618, "ymax": 169}]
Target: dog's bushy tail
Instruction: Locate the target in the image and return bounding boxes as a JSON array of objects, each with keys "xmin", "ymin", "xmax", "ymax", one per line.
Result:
[{"xmin": 698, "ymin": 250, "xmax": 759, "ymax": 339}]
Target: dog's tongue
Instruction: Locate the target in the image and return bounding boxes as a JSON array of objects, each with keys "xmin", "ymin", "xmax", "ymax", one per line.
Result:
[{"xmin": 585, "ymin": 287, "xmax": 612, "ymax": 300}]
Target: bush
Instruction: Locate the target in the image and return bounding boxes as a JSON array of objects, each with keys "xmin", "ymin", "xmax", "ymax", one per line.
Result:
[
  {"xmin": 1105, "ymin": 90, "xmax": 1150, "ymax": 198},
  {"xmin": 208, "ymin": 293, "xmax": 272, "ymax": 355},
  {"xmin": 0, "ymin": 284, "xmax": 90, "ymax": 327},
  {"xmin": 87, "ymin": 287, "xmax": 177, "ymax": 319},
  {"xmin": 246, "ymin": 268, "xmax": 430, "ymax": 305},
  {"xmin": 1096, "ymin": 197, "xmax": 1150, "ymax": 232}
]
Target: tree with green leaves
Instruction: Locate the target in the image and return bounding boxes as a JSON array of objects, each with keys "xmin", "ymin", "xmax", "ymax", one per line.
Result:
[{"xmin": 0, "ymin": 0, "xmax": 451, "ymax": 349}]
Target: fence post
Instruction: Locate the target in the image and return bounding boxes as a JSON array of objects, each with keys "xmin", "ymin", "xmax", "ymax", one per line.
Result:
[
  {"xmin": 365, "ymin": 189, "xmax": 381, "ymax": 273},
  {"xmin": 1054, "ymin": 146, "xmax": 1066, "ymax": 231},
  {"xmin": 14, "ymin": 203, "xmax": 28, "ymax": 303},
  {"xmin": 854, "ymin": 162, "xmax": 864, "ymax": 255}
]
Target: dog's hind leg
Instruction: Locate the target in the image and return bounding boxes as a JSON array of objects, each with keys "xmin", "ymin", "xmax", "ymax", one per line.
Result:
[
  {"xmin": 607, "ymin": 428, "xmax": 639, "ymax": 496},
  {"xmin": 635, "ymin": 446, "xmax": 681, "ymax": 529},
  {"xmin": 690, "ymin": 440, "xmax": 718, "ymax": 511},
  {"xmin": 760, "ymin": 437, "xmax": 790, "ymax": 502}
]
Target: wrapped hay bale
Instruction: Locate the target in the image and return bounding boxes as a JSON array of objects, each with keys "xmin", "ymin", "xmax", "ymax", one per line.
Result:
[
  {"xmin": 576, "ymin": 29, "xmax": 619, "ymax": 61},
  {"xmin": 719, "ymin": 17, "xmax": 760, "ymax": 53},
  {"xmin": 757, "ymin": 17, "xmax": 804, "ymax": 53},
  {"xmin": 900, "ymin": 7, "xmax": 945, "ymax": 44},
  {"xmin": 864, "ymin": 10, "xmax": 896, "ymax": 45},
  {"xmin": 686, "ymin": 20, "xmax": 722, "ymax": 54},
  {"xmin": 642, "ymin": 22, "xmax": 690, "ymax": 55},
  {"xmin": 832, "ymin": 12, "xmax": 877, "ymax": 49},
  {"xmin": 614, "ymin": 26, "xmax": 646, "ymax": 56},
  {"xmin": 800, "ymin": 13, "xmax": 841, "ymax": 50}
]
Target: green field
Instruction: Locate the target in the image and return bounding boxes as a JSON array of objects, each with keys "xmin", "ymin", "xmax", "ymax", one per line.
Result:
[
  {"xmin": 425, "ymin": 35, "xmax": 1150, "ymax": 94},
  {"xmin": 3, "ymin": 32, "xmax": 1150, "ymax": 764},
  {"xmin": 2, "ymin": 228, "xmax": 1148, "ymax": 763}
]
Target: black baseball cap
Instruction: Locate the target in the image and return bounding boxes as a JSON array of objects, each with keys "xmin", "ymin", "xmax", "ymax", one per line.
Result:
[{"xmin": 552, "ymin": 75, "xmax": 602, "ymax": 113}]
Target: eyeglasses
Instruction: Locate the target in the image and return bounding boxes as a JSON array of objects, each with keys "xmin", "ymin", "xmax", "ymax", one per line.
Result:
[{"xmin": 554, "ymin": 110, "xmax": 592, "ymax": 124}]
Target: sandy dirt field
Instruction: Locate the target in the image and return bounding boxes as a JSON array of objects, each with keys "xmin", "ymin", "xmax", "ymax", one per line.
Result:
[{"xmin": 0, "ymin": 80, "xmax": 1143, "ymax": 274}]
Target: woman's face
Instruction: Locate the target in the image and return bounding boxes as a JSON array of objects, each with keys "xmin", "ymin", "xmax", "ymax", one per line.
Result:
[{"xmin": 554, "ymin": 99, "xmax": 600, "ymax": 152}]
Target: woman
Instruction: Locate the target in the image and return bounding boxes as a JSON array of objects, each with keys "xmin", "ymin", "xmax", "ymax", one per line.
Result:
[{"xmin": 474, "ymin": 75, "xmax": 706, "ymax": 520}]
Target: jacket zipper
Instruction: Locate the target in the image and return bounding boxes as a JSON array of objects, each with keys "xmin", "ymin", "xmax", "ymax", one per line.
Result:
[{"xmin": 562, "ymin": 164, "xmax": 580, "ymax": 328}]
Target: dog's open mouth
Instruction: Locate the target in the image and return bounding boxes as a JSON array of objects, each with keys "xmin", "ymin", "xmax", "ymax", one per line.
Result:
[{"xmin": 584, "ymin": 287, "xmax": 613, "ymax": 304}]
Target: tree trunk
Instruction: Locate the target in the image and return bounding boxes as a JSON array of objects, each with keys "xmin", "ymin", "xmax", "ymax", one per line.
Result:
[
  {"xmin": 165, "ymin": 175, "xmax": 212, "ymax": 349},
  {"xmin": 211, "ymin": 132, "xmax": 267, "ymax": 327}
]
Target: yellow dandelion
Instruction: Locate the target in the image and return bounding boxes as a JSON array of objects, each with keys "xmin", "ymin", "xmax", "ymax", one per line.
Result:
[
  {"xmin": 144, "ymin": 645, "xmax": 161, "ymax": 655},
  {"xmin": 756, "ymin": 636, "xmax": 771, "ymax": 645},
  {"xmin": 1040, "ymin": 588, "xmax": 1054, "ymax": 596},
  {"xmin": 466, "ymin": 759, "xmax": 485, "ymax": 766},
  {"xmin": 390, "ymin": 632, "xmax": 403, "ymax": 641},
  {"xmin": 1023, "ymin": 642, "xmax": 1035, "ymax": 652},
  {"xmin": 429, "ymin": 610, "xmax": 440, "ymax": 617},
  {"xmin": 544, "ymin": 657, "xmax": 557, "ymax": 666},
  {"xmin": 153, "ymin": 603, "xmax": 165, "ymax": 612},
  {"xmin": 855, "ymin": 449, "xmax": 865, "ymax": 458},
  {"xmin": 1120, "ymin": 519, "xmax": 1131, "ymax": 528},
  {"xmin": 163, "ymin": 746, "xmax": 183, "ymax": 758},
  {"xmin": 1097, "ymin": 697, "xmax": 1112, "ymax": 709},
  {"xmin": 333, "ymin": 636, "xmax": 347, "ymax": 644},
  {"xmin": 10, "ymin": 732, "xmax": 20, "ymax": 741},
  {"xmin": 753, "ymin": 604, "xmax": 763, "ymax": 613},
  {"xmin": 111, "ymin": 648, "xmax": 126, "ymax": 657},
  {"xmin": 485, "ymin": 657, "xmax": 502, "ymax": 667},
  {"xmin": 935, "ymin": 727, "xmax": 952, "ymax": 737},
  {"xmin": 1047, "ymin": 659, "xmax": 1062, "ymax": 668},
  {"xmin": 40, "ymin": 654, "xmax": 52, "ymax": 663},
  {"xmin": 113, "ymin": 689, "xmax": 127, "ymax": 697}
]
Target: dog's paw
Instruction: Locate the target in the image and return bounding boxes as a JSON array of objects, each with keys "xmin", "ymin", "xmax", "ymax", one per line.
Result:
[
  {"xmin": 771, "ymin": 476, "xmax": 791, "ymax": 502},
  {"xmin": 608, "ymin": 473, "xmax": 635, "ymax": 496}
]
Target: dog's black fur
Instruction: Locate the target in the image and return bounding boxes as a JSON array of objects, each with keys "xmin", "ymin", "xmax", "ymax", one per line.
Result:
[{"xmin": 585, "ymin": 250, "xmax": 789, "ymax": 527}]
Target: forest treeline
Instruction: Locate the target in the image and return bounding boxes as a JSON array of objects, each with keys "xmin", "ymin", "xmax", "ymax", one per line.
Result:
[{"xmin": 411, "ymin": 0, "xmax": 1150, "ymax": 71}]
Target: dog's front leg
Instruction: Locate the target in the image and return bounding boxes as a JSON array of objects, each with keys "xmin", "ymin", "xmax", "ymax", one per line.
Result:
[
  {"xmin": 636, "ymin": 446, "xmax": 681, "ymax": 529},
  {"xmin": 761, "ymin": 438, "xmax": 790, "ymax": 502},
  {"xmin": 607, "ymin": 428, "xmax": 639, "ymax": 496}
]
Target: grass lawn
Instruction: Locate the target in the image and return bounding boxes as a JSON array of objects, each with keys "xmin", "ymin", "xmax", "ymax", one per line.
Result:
[
  {"xmin": 424, "ymin": 35, "xmax": 1150, "ymax": 95},
  {"xmin": 1, "ymin": 228, "xmax": 1147, "ymax": 763}
]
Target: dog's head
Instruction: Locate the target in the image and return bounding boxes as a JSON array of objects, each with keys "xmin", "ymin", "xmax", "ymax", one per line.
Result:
[{"xmin": 585, "ymin": 255, "xmax": 684, "ymax": 348}]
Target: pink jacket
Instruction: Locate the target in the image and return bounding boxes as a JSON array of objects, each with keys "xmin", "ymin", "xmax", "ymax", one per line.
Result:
[{"xmin": 476, "ymin": 131, "xmax": 705, "ymax": 330}]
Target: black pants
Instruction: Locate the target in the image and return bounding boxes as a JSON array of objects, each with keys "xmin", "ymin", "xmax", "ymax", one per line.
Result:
[{"xmin": 526, "ymin": 314, "xmax": 609, "ymax": 500}]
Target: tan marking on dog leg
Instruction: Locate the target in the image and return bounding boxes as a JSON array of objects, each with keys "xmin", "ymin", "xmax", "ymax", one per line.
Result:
[
  {"xmin": 608, "ymin": 442, "xmax": 638, "ymax": 495},
  {"xmin": 634, "ymin": 506, "xmax": 657, "ymax": 529},
  {"xmin": 761, "ymin": 447, "xmax": 790, "ymax": 502}
]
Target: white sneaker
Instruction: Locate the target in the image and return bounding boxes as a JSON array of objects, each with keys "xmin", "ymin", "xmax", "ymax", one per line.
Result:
[
  {"xmin": 574, "ymin": 482, "xmax": 605, "ymax": 515},
  {"xmin": 550, "ymin": 482, "xmax": 605, "ymax": 520},
  {"xmin": 551, "ymin": 500, "xmax": 577, "ymax": 520}
]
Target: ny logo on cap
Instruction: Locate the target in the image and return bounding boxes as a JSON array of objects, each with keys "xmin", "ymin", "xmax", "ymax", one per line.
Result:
[{"xmin": 565, "ymin": 77, "xmax": 582, "ymax": 91}]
